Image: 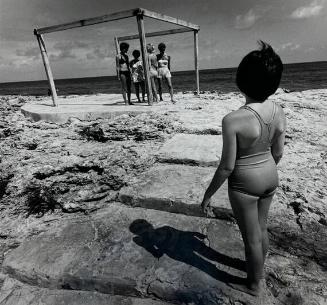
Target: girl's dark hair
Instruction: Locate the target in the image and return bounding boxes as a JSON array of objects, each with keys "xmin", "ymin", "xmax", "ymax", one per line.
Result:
[
  {"xmin": 158, "ymin": 42, "xmax": 166, "ymax": 50},
  {"xmin": 119, "ymin": 42, "xmax": 129, "ymax": 51},
  {"xmin": 236, "ymin": 41, "xmax": 283, "ymax": 102},
  {"xmin": 132, "ymin": 50, "xmax": 140, "ymax": 58}
]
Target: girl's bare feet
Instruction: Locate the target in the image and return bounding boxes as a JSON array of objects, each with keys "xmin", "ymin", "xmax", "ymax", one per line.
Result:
[{"xmin": 229, "ymin": 279, "xmax": 264, "ymax": 297}]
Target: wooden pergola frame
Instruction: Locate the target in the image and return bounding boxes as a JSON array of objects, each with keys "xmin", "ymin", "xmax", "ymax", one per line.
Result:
[{"xmin": 34, "ymin": 8, "xmax": 200, "ymax": 106}]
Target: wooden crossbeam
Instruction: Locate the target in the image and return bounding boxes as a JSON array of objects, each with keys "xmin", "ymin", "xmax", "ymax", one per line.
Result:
[
  {"xmin": 34, "ymin": 8, "xmax": 199, "ymax": 35},
  {"xmin": 34, "ymin": 8, "xmax": 140, "ymax": 35},
  {"xmin": 141, "ymin": 8, "xmax": 200, "ymax": 30},
  {"xmin": 117, "ymin": 27, "xmax": 194, "ymax": 42}
]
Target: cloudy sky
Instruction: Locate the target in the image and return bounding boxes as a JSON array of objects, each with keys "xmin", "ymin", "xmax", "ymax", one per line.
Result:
[{"xmin": 0, "ymin": 0, "xmax": 326, "ymax": 82}]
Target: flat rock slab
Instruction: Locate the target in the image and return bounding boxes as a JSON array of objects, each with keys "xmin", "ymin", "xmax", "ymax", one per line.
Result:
[
  {"xmin": 157, "ymin": 134, "xmax": 222, "ymax": 166},
  {"xmin": 21, "ymin": 95, "xmax": 154, "ymax": 123},
  {"xmin": 174, "ymin": 110, "xmax": 222, "ymax": 135},
  {"xmin": 119, "ymin": 164, "xmax": 233, "ymax": 220},
  {"xmin": 0, "ymin": 277, "xmax": 171, "ymax": 305},
  {"xmin": 2, "ymin": 204, "xmax": 277, "ymax": 305}
]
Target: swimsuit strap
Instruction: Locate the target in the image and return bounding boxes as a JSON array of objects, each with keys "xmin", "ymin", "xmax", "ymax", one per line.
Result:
[
  {"xmin": 120, "ymin": 53, "xmax": 128, "ymax": 62},
  {"xmin": 242, "ymin": 105, "xmax": 264, "ymax": 141},
  {"xmin": 243, "ymin": 102, "xmax": 276, "ymax": 124},
  {"xmin": 242, "ymin": 102, "xmax": 277, "ymax": 143}
]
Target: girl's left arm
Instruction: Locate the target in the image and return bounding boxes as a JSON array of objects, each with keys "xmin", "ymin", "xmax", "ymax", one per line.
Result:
[
  {"xmin": 168, "ymin": 55, "xmax": 171, "ymax": 70},
  {"xmin": 201, "ymin": 114, "xmax": 237, "ymax": 212}
]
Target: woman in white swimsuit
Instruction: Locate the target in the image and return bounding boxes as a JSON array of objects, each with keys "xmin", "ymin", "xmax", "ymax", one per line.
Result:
[
  {"xmin": 156, "ymin": 43, "xmax": 176, "ymax": 104},
  {"xmin": 146, "ymin": 43, "xmax": 158, "ymax": 103}
]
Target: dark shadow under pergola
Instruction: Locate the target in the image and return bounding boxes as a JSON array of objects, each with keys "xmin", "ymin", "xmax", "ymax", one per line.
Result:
[{"xmin": 34, "ymin": 8, "xmax": 200, "ymax": 106}]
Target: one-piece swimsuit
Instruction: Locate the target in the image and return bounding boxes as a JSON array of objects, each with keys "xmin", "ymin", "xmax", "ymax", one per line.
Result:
[{"xmin": 228, "ymin": 102, "xmax": 279, "ymax": 197}]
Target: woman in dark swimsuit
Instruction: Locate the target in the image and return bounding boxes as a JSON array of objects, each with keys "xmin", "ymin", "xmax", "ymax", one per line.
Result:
[
  {"xmin": 116, "ymin": 42, "xmax": 133, "ymax": 105},
  {"xmin": 201, "ymin": 41, "xmax": 285, "ymax": 296}
]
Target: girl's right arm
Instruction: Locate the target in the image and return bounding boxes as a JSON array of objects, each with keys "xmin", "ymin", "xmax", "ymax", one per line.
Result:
[{"xmin": 201, "ymin": 113, "xmax": 237, "ymax": 214}]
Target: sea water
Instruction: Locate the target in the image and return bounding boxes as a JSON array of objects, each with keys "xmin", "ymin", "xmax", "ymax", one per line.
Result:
[{"xmin": 0, "ymin": 61, "xmax": 326, "ymax": 96}]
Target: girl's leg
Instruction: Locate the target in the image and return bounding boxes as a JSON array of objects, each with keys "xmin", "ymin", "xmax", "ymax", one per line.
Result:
[
  {"xmin": 258, "ymin": 193, "xmax": 274, "ymax": 267},
  {"xmin": 134, "ymin": 82, "xmax": 141, "ymax": 102},
  {"xmin": 157, "ymin": 78, "xmax": 163, "ymax": 101},
  {"xmin": 126, "ymin": 75, "xmax": 132, "ymax": 104},
  {"xmin": 120, "ymin": 74, "xmax": 127, "ymax": 104},
  {"xmin": 140, "ymin": 81, "xmax": 146, "ymax": 102},
  {"xmin": 165, "ymin": 77, "xmax": 176, "ymax": 103},
  {"xmin": 228, "ymin": 188, "xmax": 263, "ymax": 296}
]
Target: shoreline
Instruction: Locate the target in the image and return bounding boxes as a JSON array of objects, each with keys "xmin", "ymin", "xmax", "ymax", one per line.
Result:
[{"xmin": 1, "ymin": 86, "xmax": 327, "ymax": 99}]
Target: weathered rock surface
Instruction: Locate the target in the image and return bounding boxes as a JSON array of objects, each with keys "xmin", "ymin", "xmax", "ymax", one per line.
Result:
[
  {"xmin": 0, "ymin": 277, "xmax": 172, "ymax": 305},
  {"xmin": 1, "ymin": 91, "xmax": 326, "ymax": 304},
  {"xmin": 119, "ymin": 164, "xmax": 232, "ymax": 220},
  {"xmin": 157, "ymin": 134, "xmax": 222, "ymax": 166},
  {"xmin": 169, "ymin": 92, "xmax": 242, "ymax": 134},
  {"xmin": 3, "ymin": 204, "xmax": 325, "ymax": 305},
  {"xmin": 2, "ymin": 204, "xmax": 278, "ymax": 305}
]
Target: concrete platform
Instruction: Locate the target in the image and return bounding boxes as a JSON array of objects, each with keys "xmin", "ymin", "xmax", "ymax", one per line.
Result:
[
  {"xmin": 21, "ymin": 94, "xmax": 154, "ymax": 124},
  {"xmin": 119, "ymin": 164, "xmax": 233, "ymax": 220},
  {"xmin": 157, "ymin": 134, "xmax": 223, "ymax": 166},
  {"xmin": 3, "ymin": 204, "xmax": 269, "ymax": 305}
]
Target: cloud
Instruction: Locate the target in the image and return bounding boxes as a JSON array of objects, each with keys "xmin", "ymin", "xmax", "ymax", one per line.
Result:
[
  {"xmin": 280, "ymin": 42, "xmax": 301, "ymax": 51},
  {"xmin": 48, "ymin": 40, "xmax": 91, "ymax": 61},
  {"xmin": 86, "ymin": 46, "xmax": 112, "ymax": 60},
  {"xmin": 53, "ymin": 41, "xmax": 89, "ymax": 51},
  {"xmin": 290, "ymin": 1, "xmax": 324, "ymax": 19},
  {"xmin": 16, "ymin": 47, "xmax": 40, "ymax": 58},
  {"xmin": 235, "ymin": 9, "xmax": 260, "ymax": 29},
  {"xmin": 49, "ymin": 50, "xmax": 76, "ymax": 61}
]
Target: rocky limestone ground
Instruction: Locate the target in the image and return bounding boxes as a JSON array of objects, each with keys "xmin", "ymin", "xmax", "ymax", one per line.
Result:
[{"xmin": 0, "ymin": 90, "xmax": 326, "ymax": 305}]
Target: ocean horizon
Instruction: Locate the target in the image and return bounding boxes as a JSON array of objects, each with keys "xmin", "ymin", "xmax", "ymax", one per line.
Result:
[{"xmin": 0, "ymin": 61, "xmax": 326, "ymax": 96}]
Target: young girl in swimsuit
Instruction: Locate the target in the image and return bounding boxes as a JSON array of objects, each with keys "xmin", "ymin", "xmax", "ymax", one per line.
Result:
[
  {"xmin": 130, "ymin": 50, "xmax": 146, "ymax": 103},
  {"xmin": 156, "ymin": 43, "xmax": 176, "ymax": 104},
  {"xmin": 146, "ymin": 43, "xmax": 158, "ymax": 103},
  {"xmin": 116, "ymin": 42, "xmax": 133, "ymax": 105},
  {"xmin": 201, "ymin": 41, "xmax": 285, "ymax": 296}
]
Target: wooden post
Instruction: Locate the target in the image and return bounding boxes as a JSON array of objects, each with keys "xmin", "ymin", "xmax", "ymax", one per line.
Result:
[
  {"xmin": 136, "ymin": 13, "xmax": 153, "ymax": 105},
  {"xmin": 35, "ymin": 32, "xmax": 58, "ymax": 106},
  {"xmin": 194, "ymin": 30, "xmax": 199, "ymax": 95},
  {"xmin": 114, "ymin": 37, "xmax": 120, "ymax": 78}
]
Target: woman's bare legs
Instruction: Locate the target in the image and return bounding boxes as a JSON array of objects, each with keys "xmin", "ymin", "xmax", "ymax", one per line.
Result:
[
  {"xmin": 165, "ymin": 77, "xmax": 176, "ymax": 103},
  {"xmin": 158, "ymin": 77, "xmax": 176, "ymax": 103},
  {"xmin": 228, "ymin": 189, "xmax": 264, "ymax": 296},
  {"xmin": 140, "ymin": 81, "xmax": 146, "ymax": 102},
  {"xmin": 134, "ymin": 82, "xmax": 141, "ymax": 102},
  {"xmin": 157, "ymin": 78, "xmax": 163, "ymax": 101},
  {"xmin": 120, "ymin": 74, "xmax": 131, "ymax": 105},
  {"xmin": 150, "ymin": 77, "xmax": 158, "ymax": 102}
]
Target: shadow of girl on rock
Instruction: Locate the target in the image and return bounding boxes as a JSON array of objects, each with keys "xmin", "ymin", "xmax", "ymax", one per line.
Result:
[{"xmin": 129, "ymin": 219, "xmax": 245, "ymax": 284}]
